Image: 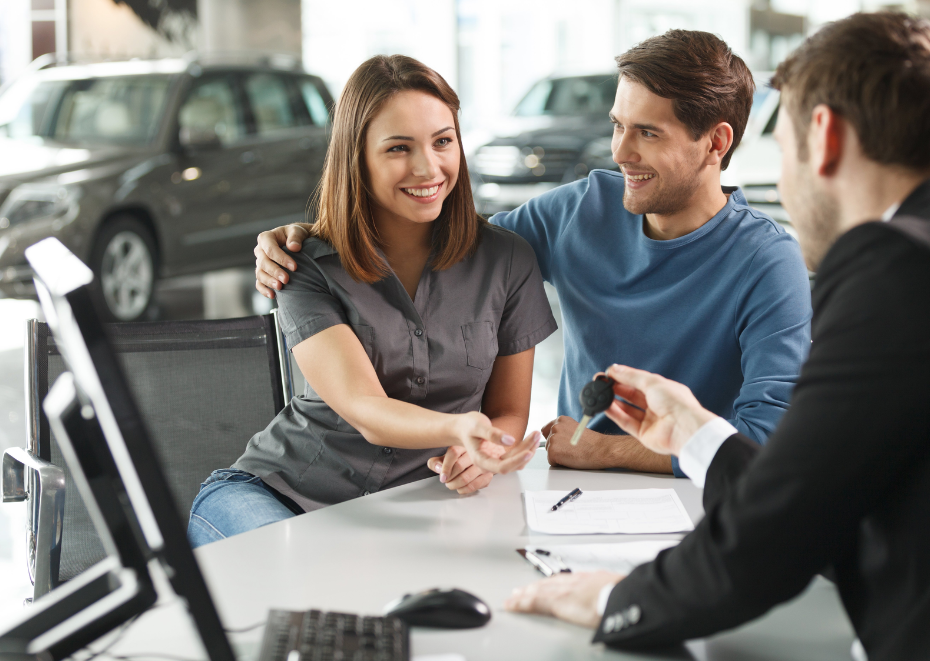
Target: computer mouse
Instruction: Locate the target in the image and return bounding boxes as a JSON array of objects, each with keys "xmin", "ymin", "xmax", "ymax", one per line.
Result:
[{"xmin": 383, "ymin": 587, "xmax": 491, "ymax": 629}]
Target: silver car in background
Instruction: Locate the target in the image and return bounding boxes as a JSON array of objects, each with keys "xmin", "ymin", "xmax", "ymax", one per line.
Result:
[{"xmin": 0, "ymin": 55, "xmax": 333, "ymax": 321}]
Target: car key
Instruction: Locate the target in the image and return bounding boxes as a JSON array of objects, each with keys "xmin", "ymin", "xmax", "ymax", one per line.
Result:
[{"xmin": 568, "ymin": 375, "xmax": 616, "ymax": 445}]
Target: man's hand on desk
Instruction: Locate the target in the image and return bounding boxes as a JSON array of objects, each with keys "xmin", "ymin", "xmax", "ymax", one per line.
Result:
[
  {"xmin": 254, "ymin": 223, "xmax": 312, "ymax": 299},
  {"xmin": 543, "ymin": 417, "xmax": 674, "ymax": 474},
  {"xmin": 504, "ymin": 572, "xmax": 624, "ymax": 629}
]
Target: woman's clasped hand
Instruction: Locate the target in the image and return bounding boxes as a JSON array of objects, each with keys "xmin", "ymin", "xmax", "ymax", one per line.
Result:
[{"xmin": 429, "ymin": 425, "xmax": 542, "ymax": 495}]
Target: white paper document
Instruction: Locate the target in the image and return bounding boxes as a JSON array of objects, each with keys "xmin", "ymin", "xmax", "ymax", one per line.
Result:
[
  {"xmin": 524, "ymin": 489, "xmax": 695, "ymax": 535},
  {"xmin": 525, "ymin": 540, "xmax": 680, "ymax": 574}
]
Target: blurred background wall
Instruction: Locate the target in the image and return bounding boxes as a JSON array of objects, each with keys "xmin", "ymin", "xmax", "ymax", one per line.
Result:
[{"xmin": 3, "ymin": 0, "xmax": 928, "ymax": 122}]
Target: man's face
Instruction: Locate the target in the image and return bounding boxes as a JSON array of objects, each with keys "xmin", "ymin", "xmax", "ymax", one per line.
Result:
[
  {"xmin": 609, "ymin": 77, "xmax": 707, "ymax": 216},
  {"xmin": 773, "ymin": 99, "xmax": 840, "ymax": 271}
]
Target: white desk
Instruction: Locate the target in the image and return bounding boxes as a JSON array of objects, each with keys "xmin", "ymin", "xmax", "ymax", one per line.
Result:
[{"xmin": 96, "ymin": 466, "xmax": 856, "ymax": 660}]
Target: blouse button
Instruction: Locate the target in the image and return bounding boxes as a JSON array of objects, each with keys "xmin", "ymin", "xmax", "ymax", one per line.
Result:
[
  {"xmin": 416, "ymin": 376, "xmax": 425, "ymax": 385},
  {"xmin": 414, "ymin": 329, "xmax": 423, "ymax": 337},
  {"xmin": 383, "ymin": 447, "xmax": 392, "ymax": 454}
]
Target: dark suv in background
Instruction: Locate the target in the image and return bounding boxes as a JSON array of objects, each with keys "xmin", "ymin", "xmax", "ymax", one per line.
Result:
[
  {"xmin": 0, "ymin": 54, "xmax": 333, "ymax": 321},
  {"xmin": 470, "ymin": 73, "xmax": 618, "ymax": 216}
]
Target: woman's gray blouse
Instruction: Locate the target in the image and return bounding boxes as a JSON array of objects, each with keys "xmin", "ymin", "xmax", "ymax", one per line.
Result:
[{"xmin": 233, "ymin": 223, "xmax": 557, "ymax": 512}]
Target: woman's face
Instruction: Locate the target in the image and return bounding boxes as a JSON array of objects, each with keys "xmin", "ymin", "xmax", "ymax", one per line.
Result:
[{"xmin": 364, "ymin": 90, "xmax": 460, "ymax": 227}]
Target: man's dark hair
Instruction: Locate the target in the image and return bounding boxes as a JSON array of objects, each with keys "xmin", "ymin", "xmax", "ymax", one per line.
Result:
[
  {"xmin": 772, "ymin": 11, "xmax": 930, "ymax": 168},
  {"xmin": 616, "ymin": 30, "xmax": 754, "ymax": 170}
]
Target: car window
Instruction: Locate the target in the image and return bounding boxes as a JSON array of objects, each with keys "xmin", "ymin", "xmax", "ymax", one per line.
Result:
[
  {"xmin": 298, "ymin": 79, "xmax": 330, "ymax": 126},
  {"xmin": 514, "ymin": 76, "xmax": 616, "ymax": 117},
  {"xmin": 0, "ymin": 78, "xmax": 69, "ymax": 139},
  {"xmin": 244, "ymin": 73, "xmax": 297, "ymax": 134},
  {"xmin": 47, "ymin": 75, "xmax": 170, "ymax": 145},
  {"xmin": 178, "ymin": 77, "xmax": 245, "ymax": 146}
]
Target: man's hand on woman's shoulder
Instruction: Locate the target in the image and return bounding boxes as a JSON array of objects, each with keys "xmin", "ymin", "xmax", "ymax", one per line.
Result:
[{"xmin": 254, "ymin": 223, "xmax": 313, "ymax": 298}]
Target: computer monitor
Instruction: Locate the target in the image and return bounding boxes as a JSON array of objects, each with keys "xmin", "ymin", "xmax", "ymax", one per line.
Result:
[{"xmin": 0, "ymin": 238, "xmax": 236, "ymax": 661}]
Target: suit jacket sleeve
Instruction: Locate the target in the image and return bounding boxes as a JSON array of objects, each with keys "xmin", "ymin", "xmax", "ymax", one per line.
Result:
[
  {"xmin": 702, "ymin": 434, "xmax": 762, "ymax": 513},
  {"xmin": 593, "ymin": 223, "xmax": 930, "ymax": 650}
]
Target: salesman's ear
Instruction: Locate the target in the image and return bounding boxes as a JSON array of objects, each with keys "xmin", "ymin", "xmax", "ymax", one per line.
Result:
[{"xmin": 809, "ymin": 104, "xmax": 845, "ymax": 177}]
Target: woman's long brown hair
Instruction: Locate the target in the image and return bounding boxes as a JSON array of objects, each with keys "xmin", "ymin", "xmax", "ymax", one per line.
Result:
[{"xmin": 308, "ymin": 54, "xmax": 485, "ymax": 283}]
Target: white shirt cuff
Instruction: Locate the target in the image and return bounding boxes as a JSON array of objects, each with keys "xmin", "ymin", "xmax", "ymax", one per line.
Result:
[
  {"xmin": 677, "ymin": 418, "xmax": 738, "ymax": 489},
  {"xmin": 596, "ymin": 584, "xmax": 614, "ymax": 616}
]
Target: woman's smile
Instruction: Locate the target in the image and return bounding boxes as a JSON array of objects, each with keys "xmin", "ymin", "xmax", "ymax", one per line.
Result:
[{"xmin": 400, "ymin": 181, "xmax": 444, "ymax": 203}]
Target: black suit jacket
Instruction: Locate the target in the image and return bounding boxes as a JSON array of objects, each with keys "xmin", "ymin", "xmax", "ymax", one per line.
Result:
[{"xmin": 593, "ymin": 180, "xmax": 930, "ymax": 661}]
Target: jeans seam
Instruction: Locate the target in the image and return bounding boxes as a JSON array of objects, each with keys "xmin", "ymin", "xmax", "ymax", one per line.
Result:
[{"xmin": 189, "ymin": 512, "xmax": 227, "ymax": 541}]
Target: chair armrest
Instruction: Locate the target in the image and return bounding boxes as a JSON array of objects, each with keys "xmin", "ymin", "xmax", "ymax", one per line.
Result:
[
  {"xmin": 2, "ymin": 447, "xmax": 66, "ymax": 597},
  {"xmin": 3, "ymin": 447, "xmax": 64, "ymax": 502}
]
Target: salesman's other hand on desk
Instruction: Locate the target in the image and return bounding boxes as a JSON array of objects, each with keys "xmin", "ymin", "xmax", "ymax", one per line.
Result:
[
  {"xmin": 603, "ymin": 364, "xmax": 717, "ymax": 457},
  {"xmin": 505, "ymin": 572, "xmax": 624, "ymax": 629},
  {"xmin": 254, "ymin": 223, "xmax": 312, "ymax": 299}
]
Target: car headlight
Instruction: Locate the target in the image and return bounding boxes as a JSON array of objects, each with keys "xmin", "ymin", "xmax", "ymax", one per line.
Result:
[
  {"xmin": 0, "ymin": 184, "xmax": 82, "ymax": 229},
  {"xmin": 579, "ymin": 138, "xmax": 616, "ymax": 171},
  {"xmin": 741, "ymin": 185, "xmax": 781, "ymax": 204}
]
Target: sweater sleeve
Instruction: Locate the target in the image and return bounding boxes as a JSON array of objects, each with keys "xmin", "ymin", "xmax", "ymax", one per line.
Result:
[{"xmin": 727, "ymin": 232, "xmax": 812, "ymax": 443}]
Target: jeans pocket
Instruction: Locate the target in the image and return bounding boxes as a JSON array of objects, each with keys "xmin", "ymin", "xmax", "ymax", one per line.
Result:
[
  {"xmin": 461, "ymin": 321, "xmax": 498, "ymax": 370},
  {"xmin": 206, "ymin": 468, "xmax": 258, "ymax": 486}
]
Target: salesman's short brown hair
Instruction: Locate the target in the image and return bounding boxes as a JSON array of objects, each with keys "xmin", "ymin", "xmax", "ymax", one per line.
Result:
[
  {"xmin": 616, "ymin": 30, "xmax": 755, "ymax": 170},
  {"xmin": 772, "ymin": 12, "xmax": 930, "ymax": 168}
]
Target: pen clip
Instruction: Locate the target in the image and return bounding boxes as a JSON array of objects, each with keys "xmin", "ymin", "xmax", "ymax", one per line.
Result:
[
  {"xmin": 535, "ymin": 548, "xmax": 572, "ymax": 573},
  {"xmin": 518, "ymin": 549, "xmax": 554, "ymax": 577}
]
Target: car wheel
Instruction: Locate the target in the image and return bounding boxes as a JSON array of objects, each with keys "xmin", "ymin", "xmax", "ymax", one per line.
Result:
[{"xmin": 89, "ymin": 216, "xmax": 157, "ymax": 322}]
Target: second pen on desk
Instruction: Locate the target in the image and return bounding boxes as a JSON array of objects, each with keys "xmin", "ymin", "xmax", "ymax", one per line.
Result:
[{"xmin": 549, "ymin": 488, "xmax": 582, "ymax": 512}]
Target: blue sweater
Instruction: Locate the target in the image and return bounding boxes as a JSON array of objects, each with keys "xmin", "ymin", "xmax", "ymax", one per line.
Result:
[{"xmin": 492, "ymin": 170, "xmax": 812, "ymax": 477}]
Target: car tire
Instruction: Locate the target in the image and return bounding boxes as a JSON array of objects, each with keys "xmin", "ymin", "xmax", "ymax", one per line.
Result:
[{"xmin": 89, "ymin": 215, "xmax": 158, "ymax": 322}]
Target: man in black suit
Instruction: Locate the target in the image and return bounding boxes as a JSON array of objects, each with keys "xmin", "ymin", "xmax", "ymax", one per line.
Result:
[{"xmin": 505, "ymin": 12, "xmax": 930, "ymax": 660}]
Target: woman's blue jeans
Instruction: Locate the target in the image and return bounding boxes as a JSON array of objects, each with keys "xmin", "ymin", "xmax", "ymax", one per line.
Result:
[{"xmin": 187, "ymin": 468, "xmax": 302, "ymax": 548}]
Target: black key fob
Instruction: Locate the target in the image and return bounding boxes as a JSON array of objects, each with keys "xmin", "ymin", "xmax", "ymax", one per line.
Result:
[{"xmin": 579, "ymin": 376, "xmax": 615, "ymax": 416}]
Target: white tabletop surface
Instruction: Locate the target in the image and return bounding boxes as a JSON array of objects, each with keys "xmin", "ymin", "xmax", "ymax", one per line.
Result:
[{"xmin": 91, "ymin": 463, "xmax": 857, "ymax": 661}]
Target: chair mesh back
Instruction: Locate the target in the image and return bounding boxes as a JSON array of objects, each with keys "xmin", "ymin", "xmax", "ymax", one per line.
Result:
[{"xmin": 42, "ymin": 316, "xmax": 284, "ymax": 582}]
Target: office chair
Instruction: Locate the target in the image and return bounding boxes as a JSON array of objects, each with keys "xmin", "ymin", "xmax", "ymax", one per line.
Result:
[{"xmin": 2, "ymin": 312, "xmax": 293, "ymax": 601}]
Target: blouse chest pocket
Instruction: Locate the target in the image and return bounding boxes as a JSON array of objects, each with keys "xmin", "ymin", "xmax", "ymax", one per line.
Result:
[
  {"xmin": 351, "ymin": 324, "xmax": 375, "ymax": 362},
  {"xmin": 461, "ymin": 321, "xmax": 498, "ymax": 370}
]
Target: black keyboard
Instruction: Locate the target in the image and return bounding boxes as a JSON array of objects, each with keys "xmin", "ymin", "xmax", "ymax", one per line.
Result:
[{"xmin": 258, "ymin": 609, "xmax": 409, "ymax": 661}]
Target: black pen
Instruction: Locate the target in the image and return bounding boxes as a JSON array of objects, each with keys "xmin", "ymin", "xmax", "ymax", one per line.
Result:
[{"xmin": 550, "ymin": 488, "xmax": 582, "ymax": 512}]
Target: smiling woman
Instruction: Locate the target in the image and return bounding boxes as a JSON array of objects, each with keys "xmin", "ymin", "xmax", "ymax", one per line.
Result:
[
  {"xmin": 310, "ymin": 56, "xmax": 480, "ymax": 287},
  {"xmin": 188, "ymin": 55, "xmax": 558, "ymax": 547}
]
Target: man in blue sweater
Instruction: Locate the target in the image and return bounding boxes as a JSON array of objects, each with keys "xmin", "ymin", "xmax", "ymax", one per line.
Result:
[{"xmin": 253, "ymin": 31, "xmax": 811, "ymax": 480}]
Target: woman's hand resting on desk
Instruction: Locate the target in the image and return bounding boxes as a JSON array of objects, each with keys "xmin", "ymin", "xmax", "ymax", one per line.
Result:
[{"xmin": 429, "ymin": 430, "xmax": 541, "ymax": 495}]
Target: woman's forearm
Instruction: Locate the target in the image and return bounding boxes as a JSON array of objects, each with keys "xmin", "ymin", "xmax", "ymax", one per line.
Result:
[
  {"xmin": 488, "ymin": 414, "xmax": 528, "ymax": 446},
  {"xmin": 346, "ymin": 395, "xmax": 486, "ymax": 450}
]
